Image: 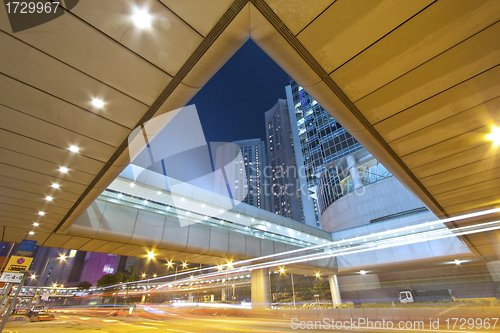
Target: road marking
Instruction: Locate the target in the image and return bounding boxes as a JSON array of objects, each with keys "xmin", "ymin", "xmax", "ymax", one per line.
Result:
[
  {"xmin": 132, "ymin": 325, "xmax": 158, "ymax": 329},
  {"xmin": 436, "ymin": 307, "xmax": 455, "ymax": 316}
]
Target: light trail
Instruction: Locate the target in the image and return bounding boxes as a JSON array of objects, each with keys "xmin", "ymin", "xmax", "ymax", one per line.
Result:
[
  {"xmin": 148, "ymin": 218, "xmax": 500, "ymax": 291},
  {"xmin": 95, "ymin": 207, "xmax": 500, "ymax": 291}
]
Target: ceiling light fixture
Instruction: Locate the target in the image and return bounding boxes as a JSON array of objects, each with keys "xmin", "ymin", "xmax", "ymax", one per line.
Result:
[
  {"xmin": 38, "ymin": 211, "xmax": 45, "ymax": 216},
  {"xmin": 91, "ymin": 98, "xmax": 104, "ymax": 108},
  {"xmin": 33, "ymin": 222, "xmax": 39, "ymax": 227},
  {"xmin": 51, "ymin": 184, "xmax": 60, "ymax": 189},
  {"xmin": 132, "ymin": 8, "xmax": 152, "ymax": 29},
  {"xmin": 486, "ymin": 126, "xmax": 500, "ymax": 146},
  {"xmin": 59, "ymin": 166, "xmax": 69, "ymax": 173},
  {"xmin": 45, "ymin": 196, "xmax": 53, "ymax": 201},
  {"xmin": 69, "ymin": 145, "xmax": 79, "ymax": 153},
  {"xmin": 28, "ymin": 231, "xmax": 34, "ymax": 235}
]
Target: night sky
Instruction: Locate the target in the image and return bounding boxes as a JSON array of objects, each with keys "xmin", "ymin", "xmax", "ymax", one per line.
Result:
[{"xmin": 188, "ymin": 40, "xmax": 290, "ymax": 144}]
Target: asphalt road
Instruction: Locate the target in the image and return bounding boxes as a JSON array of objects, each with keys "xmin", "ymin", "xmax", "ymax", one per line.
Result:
[{"xmin": 3, "ymin": 312, "xmax": 499, "ymax": 333}]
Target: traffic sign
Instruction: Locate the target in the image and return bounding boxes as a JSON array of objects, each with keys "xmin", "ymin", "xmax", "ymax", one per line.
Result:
[
  {"xmin": 19, "ymin": 239, "xmax": 37, "ymax": 252},
  {"xmin": 0, "ymin": 272, "xmax": 24, "ymax": 283},
  {"xmin": 5, "ymin": 256, "xmax": 33, "ymax": 272}
]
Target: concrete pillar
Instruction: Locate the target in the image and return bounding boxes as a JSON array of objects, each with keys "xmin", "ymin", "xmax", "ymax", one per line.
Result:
[
  {"xmin": 221, "ymin": 288, "xmax": 225, "ymax": 301},
  {"xmin": 347, "ymin": 155, "xmax": 363, "ymax": 189},
  {"xmin": 486, "ymin": 261, "xmax": 500, "ymax": 282},
  {"xmin": 328, "ymin": 275, "xmax": 341, "ymax": 307},
  {"xmin": 251, "ymin": 268, "xmax": 271, "ymax": 309}
]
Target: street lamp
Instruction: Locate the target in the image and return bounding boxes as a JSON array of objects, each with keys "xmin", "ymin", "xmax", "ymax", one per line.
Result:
[{"xmin": 147, "ymin": 251, "xmax": 155, "ymax": 260}]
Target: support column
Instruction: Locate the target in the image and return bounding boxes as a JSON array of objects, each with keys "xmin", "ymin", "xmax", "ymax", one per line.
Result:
[
  {"xmin": 221, "ymin": 288, "xmax": 225, "ymax": 301},
  {"xmin": 347, "ymin": 155, "xmax": 363, "ymax": 190},
  {"xmin": 328, "ymin": 275, "xmax": 341, "ymax": 307},
  {"xmin": 251, "ymin": 268, "xmax": 270, "ymax": 309},
  {"xmin": 485, "ymin": 230, "xmax": 500, "ymax": 282}
]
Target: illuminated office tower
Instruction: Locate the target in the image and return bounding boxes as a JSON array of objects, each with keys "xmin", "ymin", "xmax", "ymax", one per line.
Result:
[{"xmin": 285, "ymin": 79, "xmax": 364, "ymax": 225}]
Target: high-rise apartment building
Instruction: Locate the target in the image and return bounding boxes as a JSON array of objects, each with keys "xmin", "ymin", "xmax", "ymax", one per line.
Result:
[
  {"xmin": 264, "ymin": 99, "xmax": 316, "ymax": 226},
  {"xmin": 212, "ymin": 139, "xmax": 270, "ymax": 211},
  {"xmin": 233, "ymin": 139, "xmax": 270, "ymax": 210}
]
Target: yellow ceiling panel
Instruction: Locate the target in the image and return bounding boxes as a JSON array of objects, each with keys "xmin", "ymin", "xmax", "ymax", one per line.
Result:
[
  {"xmin": 332, "ymin": 0, "xmax": 500, "ymax": 102},
  {"xmin": 161, "ymin": 0, "xmax": 234, "ymax": 37},
  {"xmin": 356, "ymin": 22, "xmax": 500, "ymax": 123},
  {"xmin": 298, "ymin": 0, "xmax": 433, "ymax": 74},
  {"xmin": 375, "ymin": 65, "xmax": 500, "ymax": 143},
  {"xmin": 0, "ymin": 5, "xmax": 171, "ymax": 105}
]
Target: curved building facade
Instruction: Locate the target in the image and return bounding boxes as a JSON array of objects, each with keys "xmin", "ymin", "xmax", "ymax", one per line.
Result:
[{"xmin": 318, "ymin": 149, "xmax": 429, "ymax": 233}]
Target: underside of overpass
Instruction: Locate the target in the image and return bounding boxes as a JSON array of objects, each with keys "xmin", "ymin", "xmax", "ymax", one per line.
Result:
[{"xmin": 1, "ymin": 0, "xmax": 500, "ymax": 266}]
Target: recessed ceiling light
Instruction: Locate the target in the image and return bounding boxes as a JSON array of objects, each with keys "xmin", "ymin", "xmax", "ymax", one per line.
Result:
[
  {"xmin": 132, "ymin": 8, "xmax": 152, "ymax": 29},
  {"xmin": 486, "ymin": 126, "xmax": 500, "ymax": 146},
  {"xmin": 38, "ymin": 211, "xmax": 45, "ymax": 216},
  {"xmin": 360, "ymin": 270, "xmax": 367, "ymax": 275},
  {"xmin": 157, "ymin": 191, "xmax": 161, "ymax": 195},
  {"xmin": 130, "ymin": 183, "xmax": 135, "ymax": 188},
  {"xmin": 69, "ymin": 145, "xmax": 79, "ymax": 153},
  {"xmin": 28, "ymin": 231, "xmax": 35, "ymax": 235},
  {"xmin": 51, "ymin": 184, "xmax": 60, "ymax": 189},
  {"xmin": 45, "ymin": 196, "xmax": 53, "ymax": 201},
  {"xmin": 91, "ymin": 98, "xmax": 104, "ymax": 108},
  {"xmin": 33, "ymin": 222, "xmax": 39, "ymax": 227},
  {"xmin": 117, "ymin": 193, "xmax": 123, "ymax": 198},
  {"xmin": 59, "ymin": 166, "xmax": 69, "ymax": 173}
]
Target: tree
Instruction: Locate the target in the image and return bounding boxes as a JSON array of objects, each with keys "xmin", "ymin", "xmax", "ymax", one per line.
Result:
[
  {"xmin": 127, "ymin": 265, "xmax": 139, "ymax": 282},
  {"xmin": 76, "ymin": 281, "xmax": 92, "ymax": 290},
  {"xmin": 96, "ymin": 273, "xmax": 119, "ymax": 287}
]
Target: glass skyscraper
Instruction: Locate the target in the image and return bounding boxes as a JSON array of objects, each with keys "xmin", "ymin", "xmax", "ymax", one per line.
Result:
[{"xmin": 286, "ymin": 78, "xmax": 364, "ymax": 224}]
